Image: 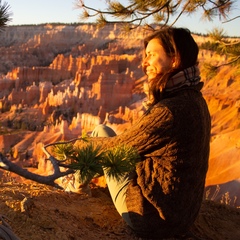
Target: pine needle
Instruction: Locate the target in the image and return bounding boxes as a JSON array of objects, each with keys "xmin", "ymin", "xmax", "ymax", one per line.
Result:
[{"xmin": 102, "ymin": 144, "xmax": 139, "ymax": 181}]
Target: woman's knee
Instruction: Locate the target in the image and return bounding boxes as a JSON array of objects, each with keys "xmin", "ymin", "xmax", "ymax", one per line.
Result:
[{"xmin": 91, "ymin": 124, "xmax": 116, "ymax": 137}]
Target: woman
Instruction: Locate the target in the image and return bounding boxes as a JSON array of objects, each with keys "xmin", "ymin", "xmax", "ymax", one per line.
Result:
[{"xmin": 81, "ymin": 27, "xmax": 211, "ymax": 239}]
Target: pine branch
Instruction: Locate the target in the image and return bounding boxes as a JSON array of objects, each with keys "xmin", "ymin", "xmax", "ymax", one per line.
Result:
[
  {"xmin": 76, "ymin": 0, "xmax": 236, "ymax": 29},
  {"xmin": 102, "ymin": 144, "xmax": 139, "ymax": 181},
  {"xmin": 0, "ymin": 0, "xmax": 12, "ymax": 31},
  {"xmin": 216, "ymin": 55, "xmax": 240, "ymax": 68},
  {"xmin": 223, "ymin": 15, "xmax": 240, "ymax": 23},
  {"xmin": 201, "ymin": 0, "xmax": 233, "ymax": 21},
  {"xmin": 206, "ymin": 27, "xmax": 240, "ymax": 66},
  {"xmin": 69, "ymin": 143, "xmax": 105, "ymax": 184},
  {"xmin": 76, "ymin": 0, "xmax": 176, "ymax": 27},
  {"xmin": 51, "ymin": 143, "xmax": 75, "ymax": 161},
  {"xmin": 170, "ymin": 0, "xmax": 191, "ymax": 27},
  {"xmin": 0, "ymin": 153, "xmax": 74, "ymax": 189},
  {"xmin": 48, "ymin": 140, "xmax": 139, "ymax": 185}
]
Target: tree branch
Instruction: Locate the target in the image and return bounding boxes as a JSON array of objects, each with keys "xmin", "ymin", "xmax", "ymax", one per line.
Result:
[
  {"xmin": 216, "ymin": 55, "xmax": 240, "ymax": 68},
  {"xmin": 223, "ymin": 15, "xmax": 240, "ymax": 23},
  {"xmin": 170, "ymin": 0, "xmax": 191, "ymax": 27},
  {"xmin": 77, "ymin": 0, "xmax": 174, "ymax": 27},
  {"xmin": 0, "ymin": 153, "xmax": 74, "ymax": 189}
]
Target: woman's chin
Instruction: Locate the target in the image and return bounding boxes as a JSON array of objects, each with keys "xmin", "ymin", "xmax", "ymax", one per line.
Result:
[{"xmin": 147, "ymin": 74, "xmax": 156, "ymax": 81}]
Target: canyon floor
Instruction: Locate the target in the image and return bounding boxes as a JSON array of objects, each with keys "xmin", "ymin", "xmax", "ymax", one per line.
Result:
[{"xmin": 0, "ymin": 180, "xmax": 240, "ymax": 240}]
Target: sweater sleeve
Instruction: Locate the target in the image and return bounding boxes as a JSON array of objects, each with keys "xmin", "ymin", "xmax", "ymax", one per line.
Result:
[
  {"xmin": 102, "ymin": 104, "xmax": 173, "ymax": 156},
  {"xmin": 74, "ymin": 103, "xmax": 174, "ymax": 157}
]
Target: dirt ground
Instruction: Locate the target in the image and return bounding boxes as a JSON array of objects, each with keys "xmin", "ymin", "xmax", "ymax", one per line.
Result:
[{"xmin": 0, "ymin": 181, "xmax": 240, "ymax": 240}]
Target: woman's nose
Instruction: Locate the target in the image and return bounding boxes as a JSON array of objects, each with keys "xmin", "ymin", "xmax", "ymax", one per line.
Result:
[{"xmin": 142, "ymin": 57, "xmax": 149, "ymax": 67}]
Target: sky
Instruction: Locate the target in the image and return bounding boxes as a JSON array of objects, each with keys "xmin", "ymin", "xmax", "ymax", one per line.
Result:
[{"xmin": 5, "ymin": 0, "xmax": 240, "ymax": 37}]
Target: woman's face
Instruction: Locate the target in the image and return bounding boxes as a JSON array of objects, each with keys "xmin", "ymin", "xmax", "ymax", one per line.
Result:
[{"xmin": 142, "ymin": 38, "xmax": 174, "ymax": 82}]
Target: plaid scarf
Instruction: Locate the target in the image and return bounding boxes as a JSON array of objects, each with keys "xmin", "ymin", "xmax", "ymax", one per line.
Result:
[
  {"xmin": 165, "ymin": 65, "xmax": 201, "ymax": 92},
  {"xmin": 142, "ymin": 65, "xmax": 201, "ymax": 109}
]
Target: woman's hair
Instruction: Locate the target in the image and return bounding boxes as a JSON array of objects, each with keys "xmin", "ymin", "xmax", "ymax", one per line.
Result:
[{"xmin": 143, "ymin": 27, "xmax": 199, "ymax": 105}]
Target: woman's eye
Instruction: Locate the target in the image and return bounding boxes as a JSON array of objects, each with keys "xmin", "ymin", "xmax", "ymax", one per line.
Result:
[{"xmin": 146, "ymin": 53, "xmax": 154, "ymax": 58}]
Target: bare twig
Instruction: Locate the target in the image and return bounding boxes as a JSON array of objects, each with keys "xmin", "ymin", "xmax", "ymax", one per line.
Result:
[
  {"xmin": 0, "ymin": 137, "xmax": 87, "ymax": 189},
  {"xmin": 170, "ymin": 0, "xmax": 191, "ymax": 27},
  {"xmin": 223, "ymin": 15, "xmax": 240, "ymax": 23},
  {"xmin": 0, "ymin": 153, "xmax": 74, "ymax": 189},
  {"xmin": 216, "ymin": 55, "xmax": 240, "ymax": 68}
]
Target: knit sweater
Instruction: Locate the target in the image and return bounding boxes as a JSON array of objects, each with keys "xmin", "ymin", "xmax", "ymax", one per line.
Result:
[
  {"xmin": 128, "ymin": 84, "xmax": 211, "ymax": 238},
  {"xmin": 76, "ymin": 83, "xmax": 211, "ymax": 239}
]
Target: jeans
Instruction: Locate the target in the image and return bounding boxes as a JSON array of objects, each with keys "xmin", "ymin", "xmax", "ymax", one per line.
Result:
[{"xmin": 91, "ymin": 124, "xmax": 134, "ymax": 228}]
